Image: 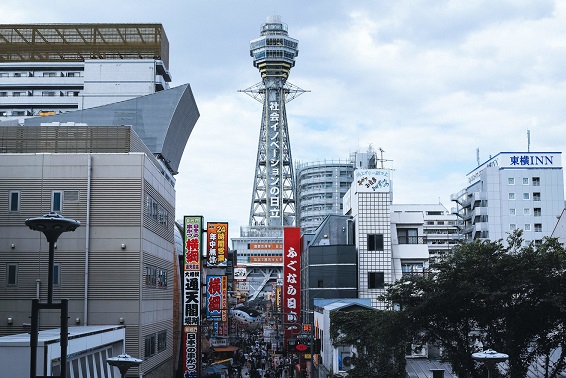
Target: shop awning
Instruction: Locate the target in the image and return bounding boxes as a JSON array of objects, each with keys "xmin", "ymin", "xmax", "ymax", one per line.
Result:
[{"xmin": 213, "ymin": 346, "xmax": 239, "ymax": 353}]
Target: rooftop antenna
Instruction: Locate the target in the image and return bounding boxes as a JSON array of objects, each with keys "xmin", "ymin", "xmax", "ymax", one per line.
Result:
[
  {"xmin": 476, "ymin": 148, "xmax": 480, "ymax": 166},
  {"xmin": 377, "ymin": 147, "xmax": 393, "ymax": 169},
  {"xmin": 527, "ymin": 129, "xmax": 531, "ymax": 152}
]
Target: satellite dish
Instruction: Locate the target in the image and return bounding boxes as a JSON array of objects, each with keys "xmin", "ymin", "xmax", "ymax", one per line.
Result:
[{"xmin": 343, "ymin": 356, "xmax": 352, "ymax": 367}]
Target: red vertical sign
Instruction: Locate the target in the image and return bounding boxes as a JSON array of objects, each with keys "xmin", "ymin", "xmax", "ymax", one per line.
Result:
[{"xmin": 283, "ymin": 227, "xmax": 301, "ymax": 342}]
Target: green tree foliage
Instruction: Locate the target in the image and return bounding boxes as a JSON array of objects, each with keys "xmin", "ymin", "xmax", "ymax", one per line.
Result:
[
  {"xmin": 385, "ymin": 231, "xmax": 566, "ymax": 378},
  {"xmin": 329, "ymin": 309, "xmax": 409, "ymax": 378}
]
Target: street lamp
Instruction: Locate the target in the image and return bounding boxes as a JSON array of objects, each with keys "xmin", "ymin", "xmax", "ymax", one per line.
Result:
[
  {"xmin": 472, "ymin": 349, "xmax": 508, "ymax": 378},
  {"xmin": 106, "ymin": 354, "xmax": 142, "ymax": 378},
  {"xmin": 25, "ymin": 212, "xmax": 80, "ymax": 378},
  {"xmin": 25, "ymin": 212, "xmax": 80, "ymax": 303}
]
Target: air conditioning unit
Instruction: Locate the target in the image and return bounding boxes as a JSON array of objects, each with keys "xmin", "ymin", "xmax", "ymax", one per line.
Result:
[
  {"xmin": 337, "ymin": 346, "xmax": 355, "ymax": 372},
  {"xmin": 407, "ymin": 343, "xmax": 428, "ymax": 358},
  {"xmin": 341, "ymin": 352, "xmax": 354, "ymax": 371}
]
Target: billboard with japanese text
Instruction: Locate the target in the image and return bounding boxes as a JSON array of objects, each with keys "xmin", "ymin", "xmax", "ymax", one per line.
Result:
[
  {"xmin": 283, "ymin": 227, "xmax": 301, "ymax": 341},
  {"xmin": 206, "ymin": 275, "xmax": 228, "ymax": 322},
  {"xmin": 183, "ymin": 216, "xmax": 202, "ymax": 378},
  {"xmin": 207, "ymin": 222, "xmax": 228, "ymax": 266},
  {"xmin": 353, "ymin": 169, "xmax": 391, "ymax": 193}
]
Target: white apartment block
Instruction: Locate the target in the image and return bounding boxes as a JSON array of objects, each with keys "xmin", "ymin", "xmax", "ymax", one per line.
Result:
[{"xmin": 451, "ymin": 152, "xmax": 564, "ymax": 245}]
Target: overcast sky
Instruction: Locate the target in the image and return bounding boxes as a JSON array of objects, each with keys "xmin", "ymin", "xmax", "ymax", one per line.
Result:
[{"xmin": 3, "ymin": 1, "xmax": 566, "ymax": 235}]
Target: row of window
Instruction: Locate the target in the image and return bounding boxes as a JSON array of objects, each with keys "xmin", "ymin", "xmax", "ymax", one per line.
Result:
[
  {"xmin": 508, "ymin": 177, "xmax": 540, "ymax": 186},
  {"xmin": 145, "ymin": 195, "xmax": 169, "ymax": 228},
  {"xmin": 144, "ymin": 330, "xmax": 167, "ymax": 359},
  {"xmin": 510, "ymin": 208, "xmax": 542, "ymax": 216},
  {"xmin": 8, "ymin": 190, "xmax": 77, "ymax": 213},
  {"xmin": 6, "ymin": 263, "xmax": 60, "ymax": 287},
  {"xmin": 0, "ymin": 109, "xmax": 66, "ymax": 117},
  {"xmin": 0, "ymin": 91, "xmax": 80, "ymax": 97},
  {"xmin": 510, "ymin": 224, "xmax": 542, "ymax": 232},
  {"xmin": 145, "ymin": 265, "xmax": 168, "ymax": 289},
  {"xmin": 508, "ymin": 192, "xmax": 541, "ymax": 200},
  {"xmin": 0, "ymin": 71, "xmax": 82, "ymax": 78}
]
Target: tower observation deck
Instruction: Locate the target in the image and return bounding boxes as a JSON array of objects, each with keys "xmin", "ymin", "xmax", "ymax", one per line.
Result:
[{"xmin": 241, "ymin": 15, "xmax": 307, "ymax": 227}]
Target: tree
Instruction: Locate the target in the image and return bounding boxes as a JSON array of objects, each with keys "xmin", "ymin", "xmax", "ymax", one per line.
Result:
[
  {"xmin": 330, "ymin": 309, "xmax": 409, "ymax": 378},
  {"xmin": 385, "ymin": 231, "xmax": 566, "ymax": 378}
]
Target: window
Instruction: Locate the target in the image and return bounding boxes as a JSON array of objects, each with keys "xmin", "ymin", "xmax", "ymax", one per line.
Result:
[
  {"xmin": 42, "ymin": 91, "xmax": 56, "ymax": 96},
  {"xmin": 534, "ymin": 224, "xmax": 542, "ymax": 232},
  {"xmin": 53, "ymin": 263, "xmax": 61, "ymax": 286},
  {"xmin": 508, "ymin": 193, "xmax": 515, "ymax": 200},
  {"xmin": 317, "ymin": 280, "xmax": 323, "ymax": 288},
  {"xmin": 524, "ymin": 224, "xmax": 531, "ymax": 231},
  {"xmin": 0, "ymin": 92, "xmax": 7, "ymax": 97},
  {"xmin": 367, "ymin": 234, "xmax": 384, "ymax": 251},
  {"xmin": 145, "ymin": 265, "xmax": 167, "ymax": 289},
  {"xmin": 508, "ymin": 178, "xmax": 515, "ymax": 185},
  {"xmin": 533, "ymin": 193, "xmax": 541, "ymax": 201},
  {"xmin": 402, "ymin": 262, "xmax": 425, "ymax": 277},
  {"xmin": 9, "ymin": 190, "xmax": 20, "ymax": 212},
  {"xmin": 523, "ymin": 178, "xmax": 529, "ymax": 185},
  {"xmin": 6, "ymin": 263, "xmax": 18, "ymax": 286},
  {"xmin": 509, "ymin": 208, "xmax": 516, "ymax": 216},
  {"xmin": 145, "ymin": 194, "xmax": 169, "ymax": 229},
  {"xmin": 510, "ymin": 224, "xmax": 516, "ymax": 231},
  {"xmin": 523, "ymin": 193, "xmax": 530, "ymax": 200},
  {"xmin": 524, "ymin": 208, "xmax": 530, "ymax": 215},
  {"xmin": 144, "ymin": 334, "xmax": 156, "ymax": 358},
  {"xmin": 368, "ymin": 272, "xmax": 384, "ymax": 289},
  {"xmin": 52, "ymin": 191, "xmax": 63, "ymax": 212},
  {"xmin": 43, "ymin": 72, "xmax": 57, "ymax": 77},
  {"xmin": 398, "ymin": 228, "xmax": 418, "ymax": 244},
  {"xmin": 157, "ymin": 331, "xmax": 167, "ymax": 352},
  {"xmin": 534, "ymin": 208, "xmax": 541, "ymax": 216},
  {"xmin": 532, "ymin": 177, "xmax": 540, "ymax": 186}
]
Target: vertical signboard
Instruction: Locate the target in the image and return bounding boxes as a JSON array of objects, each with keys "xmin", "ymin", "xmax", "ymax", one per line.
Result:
[
  {"xmin": 283, "ymin": 227, "xmax": 301, "ymax": 342},
  {"xmin": 206, "ymin": 222, "xmax": 228, "ymax": 266},
  {"xmin": 206, "ymin": 275, "xmax": 228, "ymax": 322},
  {"xmin": 267, "ymin": 95, "xmax": 282, "ymax": 225},
  {"xmin": 183, "ymin": 216, "xmax": 202, "ymax": 378}
]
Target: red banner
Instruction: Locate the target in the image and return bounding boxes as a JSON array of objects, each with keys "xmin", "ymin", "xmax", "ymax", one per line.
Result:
[{"xmin": 283, "ymin": 227, "xmax": 301, "ymax": 342}]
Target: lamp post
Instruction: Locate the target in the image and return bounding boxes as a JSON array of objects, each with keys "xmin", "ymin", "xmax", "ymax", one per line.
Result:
[
  {"xmin": 106, "ymin": 354, "xmax": 142, "ymax": 378},
  {"xmin": 472, "ymin": 349, "xmax": 508, "ymax": 378},
  {"xmin": 26, "ymin": 212, "xmax": 80, "ymax": 303},
  {"xmin": 25, "ymin": 212, "xmax": 80, "ymax": 378}
]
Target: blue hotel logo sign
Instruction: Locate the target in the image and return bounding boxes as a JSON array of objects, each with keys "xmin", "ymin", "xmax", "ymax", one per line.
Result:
[
  {"xmin": 467, "ymin": 153, "xmax": 561, "ymax": 185},
  {"xmin": 509, "ymin": 155, "xmax": 554, "ymax": 166}
]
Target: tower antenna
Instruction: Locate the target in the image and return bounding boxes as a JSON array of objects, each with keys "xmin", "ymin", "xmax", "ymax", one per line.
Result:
[
  {"xmin": 240, "ymin": 15, "xmax": 307, "ymax": 227},
  {"xmin": 476, "ymin": 148, "xmax": 480, "ymax": 166},
  {"xmin": 527, "ymin": 129, "xmax": 531, "ymax": 152}
]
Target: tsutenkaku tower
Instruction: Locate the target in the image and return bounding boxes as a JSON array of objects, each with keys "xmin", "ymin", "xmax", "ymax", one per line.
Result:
[{"xmin": 242, "ymin": 15, "xmax": 306, "ymax": 227}]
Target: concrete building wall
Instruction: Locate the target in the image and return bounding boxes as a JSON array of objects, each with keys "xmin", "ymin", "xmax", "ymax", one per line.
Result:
[{"xmin": 0, "ymin": 152, "xmax": 175, "ymax": 376}]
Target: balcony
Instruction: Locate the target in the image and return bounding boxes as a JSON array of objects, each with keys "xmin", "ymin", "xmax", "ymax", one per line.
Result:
[{"xmin": 397, "ymin": 236, "xmax": 426, "ymax": 245}]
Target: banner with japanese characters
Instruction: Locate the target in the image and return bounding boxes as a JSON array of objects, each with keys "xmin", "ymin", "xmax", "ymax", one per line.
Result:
[
  {"xmin": 206, "ymin": 275, "xmax": 228, "ymax": 322},
  {"xmin": 283, "ymin": 227, "xmax": 301, "ymax": 341},
  {"xmin": 353, "ymin": 169, "xmax": 391, "ymax": 193},
  {"xmin": 206, "ymin": 222, "xmax": 228, "ymax": 266},
  {"xmin": 183, "ymin": 216, "xmax": 202, "ymax": 378}
]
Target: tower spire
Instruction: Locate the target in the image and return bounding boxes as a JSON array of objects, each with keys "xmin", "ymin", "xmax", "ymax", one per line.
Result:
[{"xmin": 242, "ymin": 15, "xmax": 306, "ymax": 227}]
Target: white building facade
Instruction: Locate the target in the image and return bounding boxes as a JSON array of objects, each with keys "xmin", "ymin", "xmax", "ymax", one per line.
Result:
[
  {"xmin": 0, "ymin": 24, "xmax": 170, "ymax": 121},
  {"xmin": 451, "ymin": 152, "xmax": 564, "ymax": 244}
]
